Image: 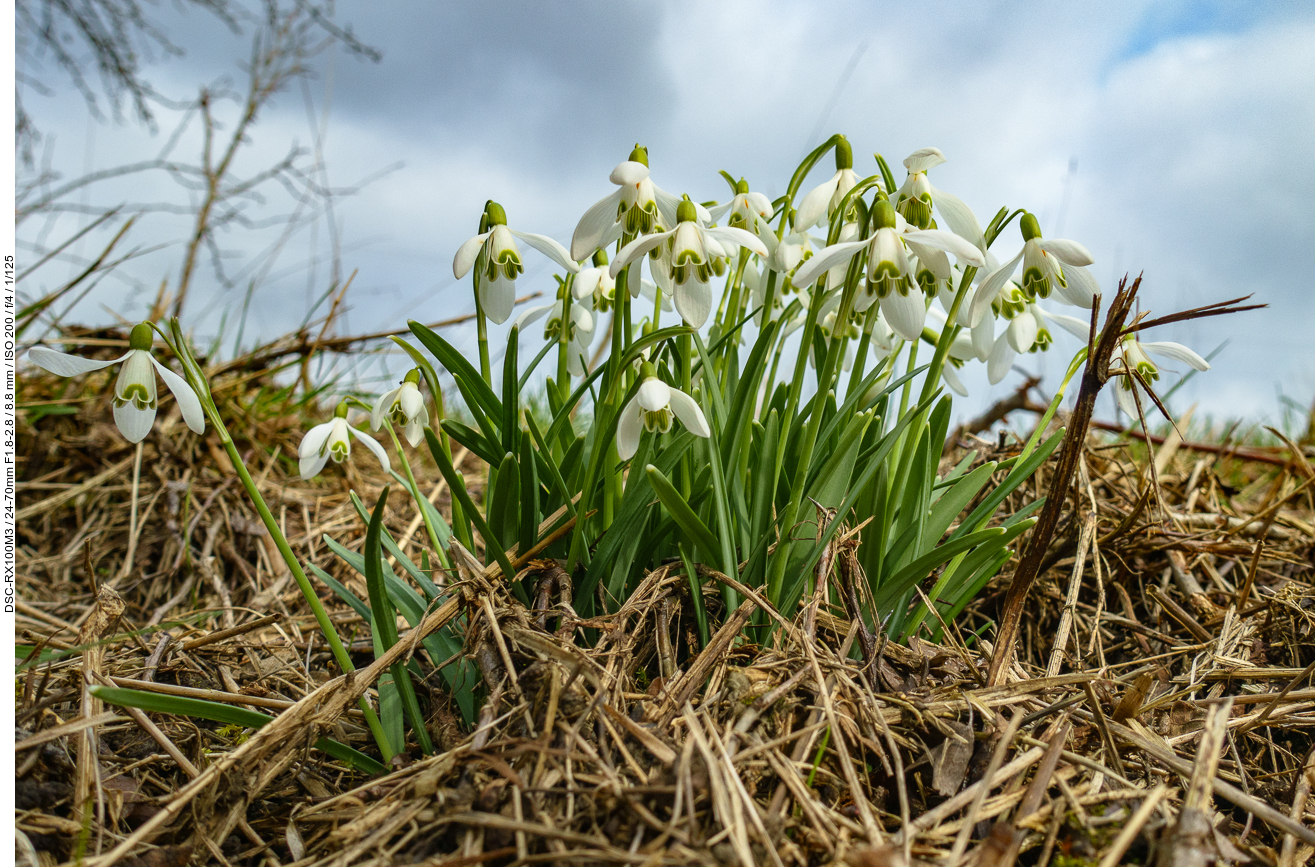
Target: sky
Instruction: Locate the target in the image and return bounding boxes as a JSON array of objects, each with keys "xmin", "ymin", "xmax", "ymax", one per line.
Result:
[{"xmin": 15, "ymin": 0, "xmax": 1315, "ymax": 426}]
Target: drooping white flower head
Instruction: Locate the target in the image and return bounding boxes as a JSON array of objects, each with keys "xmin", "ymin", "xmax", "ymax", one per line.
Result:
[
  {"xmin": 27, "ymin": 322, "xmax": 206, "ymax": 443},
  {"xmin": 516, "ymin": 296, "xmax": 596, "ymax": 377},
  {"xmin": 453, "ymin": 201, "xmax": 578, "ymax": 325},
  {"xmin": 371, "ymin": 369, "xmax": 429, "ymax": 448},
  {"xmin": 570, "ymin": 145, "xmax": 712, "ymax": 262},
  {"xmin": 610, "ymin": 195, "xmax": 768, "ymax": 328},
  {"xmin": 795, "ymin": 137, "xmax": 861, "ymax": 230},
  {"xmin": 793, "ymin": 199, "xmax": 985, "ymax": 342},
  {"xmin": 985, "ymin": 302, "xmax": 1052, "ymax": 384},
  {"xmin": 969, "ymin": 213, "xmax": 1095, "ymax": 326},
  {"xmin": 809, "ymin": 298, "xmax": 859, "ymax": 371},
  {"xmin": 1110, "ymin": 334, "xmax": 1210, "ymax": 420},
  {"xmin": 895, "ymin": 147, "xmax": 987, "ymax": 253},
  {"xmin": 300, "ymin": 400, "xmax": 391, "ymax": 481},
  {"xmin": 709, "ymin": 177, "xmax": 774, "ymax": 236},
  {"xmin": 616, "ymin": 368, "xmax": 712, "ymax": 460}
]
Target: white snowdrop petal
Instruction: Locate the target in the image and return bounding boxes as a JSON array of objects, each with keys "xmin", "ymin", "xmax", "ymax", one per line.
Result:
[
  {"xmin": 479, "ymin": 274, "xmax": 516, "ymax": 325},
  {"xmin": 114, "ymin": 403, "xmax": 157, "ymax": 443},
  {"xmin": 371, "ymin": 388, "xmax": 398, "ymax": 430},
  {"xmin": 616, "ymin": 398, "xmax": 643, "ymax": 460},
  {"xmin": 1141, "ymin": 341, "xmax": 1211, "ymax": 371},
  {"xmin": 792, "ymin": 239, "xmax": 868, "ymax": 287},
  {"xmin": 705, "ymin": 226, "xmax": 769, "ymax": 257},
  {"xmin": 968, "ymin": 249, "xmax": 1025, "ymax": 326},
  {"xmin": 571, "ymin": 191, "xmax": 623, "ymax": 262},
  {"xmin": 610, "ymin": 160, "xmax": 650, "ymax": 186},
  {"xmin": 510, "ymin": 230, "xmax": 579, "ymax": 273},
  {"xmin": 880, "ymin": 291, "xmax": 928, "ymax": 342},
  {"xmin": 987, "ymin": 335, "xmax": 1016, "ymax": 385},
  {"xmin": 1039, "ymin": 308, "xmax": 1094, "ymax": 339},
  {"xmin": 667, "ymin": 389, "xmax": 710, "ymax": 438},
  {"xmin": 902, "ymin": 229, "xmax": 984, "ymax": 268},
  {"xmin": 610, "ymin": 231, "xmax": 673, "ymax": 278},
  {"xmin": 794, "ymin": 172, "xmax": 841, "ymax": 230},
  {"xmin": 902, "ymin": 147, "xmax": 946, "ymax": 172},
  {"xmin": 300, "ymin": 452, "xmax": 331, "ymax": 481},
  {"xmin": 1055, "ymin": 264, "xmax": 1097, "ymax": 309},
  {"xmin": 941, "ymin": 363, "xmax": 969, "ymax": 397},
  {"xmin": 1037, "ymin": 238, "xmax": 1094, "ymax": 266},
  {"xmin": 149, "ymin": 356, "xmax": 206, "ymax": 434},
  {"xmin": 637, "ymin": 377, "xmax": 671, "ymax": 412},
  {"xmin": 300, "ymin": 421, "xmax": 335, "ymax": 459},
  {"xmin": 674, "ymin": 280, "xmax": 713, "ymax": 329},
  {"xmin": 930, "ymin": 185, "xmax": 986, "ymax": 253},
  {"xmin": 453, "ymin": 232, "xmax": 491, "ymax": 280},
  {"xmin": 28, "ymin": 347, "xmax": 126, "ymax": 377},
  {"xmin": 349, "ymin": 426, "xmax": 392, "ymax": 474},
  {"xmin": 1007, "ymin": 312, "xmax": 1039, "ymax": 353}
]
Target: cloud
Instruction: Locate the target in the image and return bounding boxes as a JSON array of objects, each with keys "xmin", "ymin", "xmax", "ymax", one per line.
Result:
[{"xmin": 16, "ymin": 0, "xmax": 1315, "ymax": 420}]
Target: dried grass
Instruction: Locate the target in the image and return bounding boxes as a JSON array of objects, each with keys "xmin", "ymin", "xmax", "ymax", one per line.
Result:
[{"xmin": 14, "ymin": 334, "xmax": 1315, "ymax": 867}]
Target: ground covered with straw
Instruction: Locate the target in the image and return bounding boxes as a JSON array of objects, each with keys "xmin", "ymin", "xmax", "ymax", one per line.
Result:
[{"xmin": 14, "ymin": 334, "xmax": 1315, "ymax": 867}]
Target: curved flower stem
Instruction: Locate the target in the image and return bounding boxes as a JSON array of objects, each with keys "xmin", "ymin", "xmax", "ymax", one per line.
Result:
[
  {"xmin": 161, "ymin": 320, "xmax": 393, "ymax": 762},
  {"xmin": 219, "ymin": 432, "xmax": 393, "ymax": 760},
  {"xmin": 384, "ymin": 419, "xmax": 449, "ymax": 569}
]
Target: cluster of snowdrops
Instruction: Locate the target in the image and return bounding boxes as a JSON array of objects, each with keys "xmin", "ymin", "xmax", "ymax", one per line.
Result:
[{"xmin": 26, "ymin": 135, "xmax": 1213, "ymax": 761}]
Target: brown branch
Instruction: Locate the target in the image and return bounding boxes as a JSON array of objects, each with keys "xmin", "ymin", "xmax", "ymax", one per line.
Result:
[{"xmin": 987, "ymin": 277, "xmax": 1141, "ymax": 686}]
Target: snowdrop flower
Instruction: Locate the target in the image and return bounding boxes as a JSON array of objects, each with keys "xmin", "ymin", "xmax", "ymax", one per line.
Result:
[
  {"xmin": 760, "ymin": 221, "xmax": 815, "ymax": 277},
  {"xmin": 371, "ymin": 370, "xmax": 428, "ymax": 448},
  {"xmin": 810, "ymin": 303, "xmax": 858, "ymax": 371},
  {"xmin": 516, "ymin": 297, "xmax": 595, "ymax": 376},
  {"xmin": 985, "ymin": 302, "xmax": 1053, "ymax": 384},
  {"xmin": 28, "ymin": 322, "xmax": 206, "ymax": 443},
  {"xmin": 611, "ymin": 196, "xmax": 768, "ymax": 328},
  {"xmin": 1108, "ymin": 336, "xmax": 1209, "ymax": 419},
  {"xmin": 795, "ymin": 137, "xmax": 860, "ymax": 229},
  {"xmin": 574, "ymin": 251, "xmax": 620, "ymax": 311},
  {"xmin": 570, "ymin": 145, "xmax": 711, "ymax": 262},
  {"xmin": 970, "ymin": 213, "xmax": 1095, "ymax": 326},
  {"xmin": 300, "ymin": 400, "xmax": 391, "ymax": 481},
  {"xmin": 709, "ymin": 178, "xmax": 773, "ymax": 234},
  {"xmin": 894, "ymin": 147, "xmax": 986, "ymax": 251},
  {"xmin": 453, "ymin": 201, "xmax": 578, "ymax": 325},
  {"xmin": 616, "ymin": 365, "xmax": 711, "ymax": 460},
  {"xmin": 794, "ymin": 199, "xmax": 985, "ymax": 342}
]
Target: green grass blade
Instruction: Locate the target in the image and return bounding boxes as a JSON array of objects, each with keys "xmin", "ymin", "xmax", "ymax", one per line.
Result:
[{"xmin": 89, "ymin": 686, "xmax": 387, "ymax": 775}]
